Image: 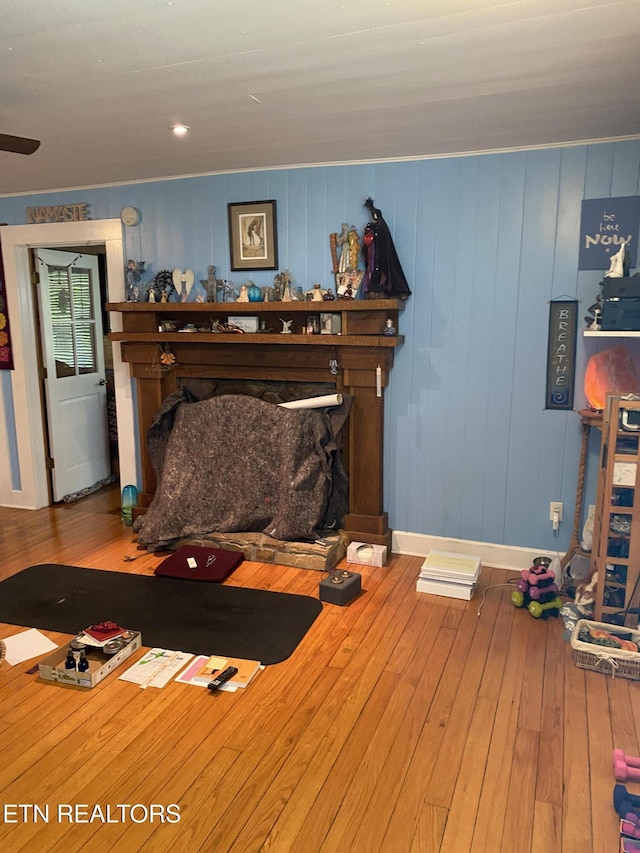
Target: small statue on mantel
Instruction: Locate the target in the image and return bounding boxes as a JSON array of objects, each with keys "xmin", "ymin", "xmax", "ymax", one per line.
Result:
[
  {"xmin": 584, "ymin": 291, "xmax": 604, "ymax": 329},
  {"xmin": 126, "ymin": 259, "xmax": 146, "ymax": 302},
  {"xmin": 201, "ymin": 264, "xmax": 224, "ymax": 302},
  {"xmin": 280, "ymin": 318, "xmax": 293, "ymax": 334},
  {"xmin": 152, "ymin": 269, "xmax": 175, "ymax": 303},
  {"xmin": 333, "ymin": 223, "xmax": 361, "ymax": 278},
  {"xmin": 273, "ymin": 270, "xmax": 294, "ymax": 301},
  {"xmin": 307, "ymin": 282, "xmax": 326, "ymax": 301},
  {"xmin": 172, "ymin": 268, "xmax": 195, "ymax": 302},
  {"xmin": 588, "ymin": 308, "xmax": 602, "ymax": 331},
  {"xmin": 336, "ymin": 269, "xmax": 363, "ymax": 300}
]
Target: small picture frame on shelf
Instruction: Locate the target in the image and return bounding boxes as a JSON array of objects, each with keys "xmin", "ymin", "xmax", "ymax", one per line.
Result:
[{"xmin": 228, "ymin": 200, "xmax": 278, "ymax": 271}]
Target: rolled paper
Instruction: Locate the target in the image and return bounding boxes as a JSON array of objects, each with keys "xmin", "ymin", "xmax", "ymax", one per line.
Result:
[{"xmin": 278, "ymin": 393, "xmax": 343, "ymax": 410}]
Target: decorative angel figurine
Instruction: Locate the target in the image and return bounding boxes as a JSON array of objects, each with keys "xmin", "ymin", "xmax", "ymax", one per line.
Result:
[
  {"xmin": 172, "ymin": 268, "xmax": 195, "ymax": 302},
  {"xmin": 126, "ymin": 260, "xmax": 146, "ymax": 302},
  {"xmin": 336, "ymin": 223, "xmax": 351, "ymax": 273},
  {"xmin": 280, "ymin": 319, "xmax": 293, "ymax": 334},
  {"xmin": 274, "ymin": 270, "xmax": 294, "ymax": 301}
]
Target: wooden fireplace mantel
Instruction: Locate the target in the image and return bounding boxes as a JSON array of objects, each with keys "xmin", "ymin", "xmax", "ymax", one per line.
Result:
[{"xmin": 107, "ymin": 299, "xmax": 405, "ymax": 551}]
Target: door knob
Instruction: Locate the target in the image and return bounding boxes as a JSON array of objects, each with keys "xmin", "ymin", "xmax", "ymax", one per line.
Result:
[{"xmin": 97, "ymin": 378, "xmax": 106, "ymax": 386}]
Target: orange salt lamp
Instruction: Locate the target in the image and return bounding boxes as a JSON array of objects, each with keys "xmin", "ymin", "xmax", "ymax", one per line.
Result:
[{"xmin": 584, "ymin": 344, "xmax": 639, "ymax": 410}]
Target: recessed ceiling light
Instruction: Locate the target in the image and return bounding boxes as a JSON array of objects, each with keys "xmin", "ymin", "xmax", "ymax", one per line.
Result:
[{"xmin": 170, "ymin": 124, "xmax": 191, "ymax": 137}]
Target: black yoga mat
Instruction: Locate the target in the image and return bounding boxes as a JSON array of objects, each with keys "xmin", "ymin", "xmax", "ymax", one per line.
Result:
[{"xmin": 0, "ymin": 565, "xmax": 323, "ymax": 665}]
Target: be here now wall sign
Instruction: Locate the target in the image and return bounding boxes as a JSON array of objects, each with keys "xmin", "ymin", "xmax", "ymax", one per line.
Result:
[{"xmin": 579, "ymin": 196, "xmax": 640, "ymax": 270}]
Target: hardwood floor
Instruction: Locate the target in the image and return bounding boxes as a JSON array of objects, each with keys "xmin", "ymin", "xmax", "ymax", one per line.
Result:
[{"xmin": 0, "ymin": 488, "xmax": 636, "ymax": 852}]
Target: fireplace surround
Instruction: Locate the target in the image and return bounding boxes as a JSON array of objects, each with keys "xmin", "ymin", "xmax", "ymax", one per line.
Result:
[{"xmin": 107, "ymin": 299, "xmax": 404, "ymax": 557}]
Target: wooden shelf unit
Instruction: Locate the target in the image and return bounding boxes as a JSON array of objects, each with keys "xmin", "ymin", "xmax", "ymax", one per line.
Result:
[
  {"xmin": 584, "ymin": 330, "xmax": 640, "ymax": 337},
  {"xmin": 106, "ymin": 299, "xmax": 404, "ymax": 345},
  {"xmin": 107, "ymin": 298, "xmax": 405, "ymax": 550},
  {"xmin": 593, "ymin": 396, "xmax": 640, "ymax": 626}
]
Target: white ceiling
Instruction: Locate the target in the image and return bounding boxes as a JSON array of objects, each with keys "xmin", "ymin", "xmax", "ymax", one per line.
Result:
[{"xmin": 1, "ymin": 0, "xmax": 640, "ymax": 196}]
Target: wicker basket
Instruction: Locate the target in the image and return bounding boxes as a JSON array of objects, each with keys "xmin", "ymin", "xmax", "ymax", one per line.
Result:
[{"xmin": 570, "ymin": 619, "xmax": 640, "ymax": 680}]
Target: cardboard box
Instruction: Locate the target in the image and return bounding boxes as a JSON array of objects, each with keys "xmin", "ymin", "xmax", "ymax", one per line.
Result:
[
  {"xmin": 347, "ymin": 541, "xmax": 388, "ymax": 567},
  {"xmin": 38, "ymin": 632, "xmax": 142, "ymax": 688}
]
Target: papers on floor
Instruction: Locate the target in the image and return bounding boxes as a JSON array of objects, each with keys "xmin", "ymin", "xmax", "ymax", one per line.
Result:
[
  {"xmin": 119, "ymin": 649, "xmax": 194, "ymax": 688},
  {"xmin": 416, "ymin": 550, "xmax": 482, "ymax": 600},
  {"xmin": 2, "ymin": 628, "xmax": 58, "ymax": 665},
  {"xmin": 176, "ymin": 655, "xmax": 262, "ymax": 692}
]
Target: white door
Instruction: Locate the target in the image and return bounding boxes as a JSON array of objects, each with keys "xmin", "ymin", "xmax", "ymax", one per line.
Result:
[{"xmin": 36, "ymin": 249, "xmax": 110, "ymax": 501}]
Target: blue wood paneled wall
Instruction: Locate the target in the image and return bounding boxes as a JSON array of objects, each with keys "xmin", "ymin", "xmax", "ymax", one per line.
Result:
[{"xmin": 2, "ymin": 139, "xmax": 640, "ymax": 552}]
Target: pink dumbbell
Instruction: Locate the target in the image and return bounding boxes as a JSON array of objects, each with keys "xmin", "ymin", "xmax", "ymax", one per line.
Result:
[
  {"xmin": 528, "ymin": 568, "xmax": 555, "ymax": 586},
  {"xmin": 622, "ymin": 818, "xmax": 640, "ymax": 839},
  {"xmin": 529, "ymin": 582, "xmax": 558, "ymax": 600},
  {"xmin": 615, "ymin": 760, "xmax": 640, "ymax": 783},
  {"xmin": 615, "ymin": 749, "xmax": 640, "ymax": 769}
]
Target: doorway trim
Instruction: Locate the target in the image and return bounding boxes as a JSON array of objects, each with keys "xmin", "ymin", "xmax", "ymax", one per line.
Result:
[{"xmin": 0, "ymin": 219, "xmax": 136, "ymax": 509}]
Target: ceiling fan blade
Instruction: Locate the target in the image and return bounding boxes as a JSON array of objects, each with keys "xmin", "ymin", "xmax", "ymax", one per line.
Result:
[{"xmin": 0, "ymin": 133, "xmax": 41, "ymax": 155}]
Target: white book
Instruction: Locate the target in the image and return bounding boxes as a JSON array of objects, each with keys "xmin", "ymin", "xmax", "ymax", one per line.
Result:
[
  {"xmin": 416, "ymin": 576, "xmax": 478, "ymax": 601},
  {"xmin": 420, "ymin": 550, "xmax": 481, "ymax": 583},
  {"xmin": 419, "ymin": 571, "xmax": 478, "ymax": 586}
]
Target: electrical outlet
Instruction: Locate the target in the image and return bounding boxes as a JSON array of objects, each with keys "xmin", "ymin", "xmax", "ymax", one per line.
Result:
[{"xmin": 549, "ymin": 501, "xmax": 563, "ymax": 522}]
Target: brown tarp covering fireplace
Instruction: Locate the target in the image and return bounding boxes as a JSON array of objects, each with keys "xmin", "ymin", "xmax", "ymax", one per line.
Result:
[{"xmin": 134, "ymin": 382, "xmax": 352, "ymax": 551}]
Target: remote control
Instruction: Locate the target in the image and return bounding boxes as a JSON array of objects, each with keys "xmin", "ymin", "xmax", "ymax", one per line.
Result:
[{"xmin": 207, "ymin": 666, "xmax": 238, "ymax": 692}]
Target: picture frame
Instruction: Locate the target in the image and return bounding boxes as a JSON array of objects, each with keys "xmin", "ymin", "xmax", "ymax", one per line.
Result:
[{"xmin": 228, "ymin": 200, "xmax": 278, "ymax": 271}]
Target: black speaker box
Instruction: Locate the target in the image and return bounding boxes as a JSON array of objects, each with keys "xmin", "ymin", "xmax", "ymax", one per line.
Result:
[
  {"xmin": 601, "ymin": 298, "xmax": 640, "ymax": 331},
  {"xmin": 319, "ymin": 570, "xmax": 361, "ymax": 605},
  {"xmin": 602, "ymin": 277, "xmax": 640, "ymax": 299}
]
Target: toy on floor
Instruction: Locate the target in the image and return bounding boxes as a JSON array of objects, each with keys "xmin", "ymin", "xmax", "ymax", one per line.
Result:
[
  {"xmin": 577, "ymin": 625, "xmax": 639, "ymax": 653},
  {"xmin": 615, "ymin": 783, "xmax": 640, "ymax": 820},
  {"xmin": 621, "ymin": 816, "xmax": 640, "ymax": 841},
  {"xmin": 616, "ymin": 751, "xmax": 640, "ymax": 770},
  {"xmin": 612, "ymin": 752, "xmax": 640, "ymax": 842},
  {"xmin": 616, "ymin": 751, "xmax": 640, "ymax": 784},
  {"xmin": 511, "ymin": 557, "xmax": 562, "ymax": 618}
]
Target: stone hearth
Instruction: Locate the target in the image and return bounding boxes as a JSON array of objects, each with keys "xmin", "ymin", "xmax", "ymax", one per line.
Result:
[{"xmin": 181, "ymin": 529, "xmax": 349, "ymax": 572}]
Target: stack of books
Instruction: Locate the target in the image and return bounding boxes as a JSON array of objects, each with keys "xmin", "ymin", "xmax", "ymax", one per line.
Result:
[
  {"xmin": 416, "ymin": 550, "xmax": 482, "ymax": 600},
  {"xmin": 176, "ymin": 654, "xmax": 262, "ymax": 692}
]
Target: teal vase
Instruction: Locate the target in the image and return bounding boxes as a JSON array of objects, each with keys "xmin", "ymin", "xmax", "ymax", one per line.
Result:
[{"xmin": 248, "ymin": 283, "xmax": 262, "ymax": 302}]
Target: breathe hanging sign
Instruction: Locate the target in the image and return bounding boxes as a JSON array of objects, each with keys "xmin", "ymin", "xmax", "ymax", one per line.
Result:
[{"xmin": 546, "ymin": 299, "xmax": 578, "ymax": 410}]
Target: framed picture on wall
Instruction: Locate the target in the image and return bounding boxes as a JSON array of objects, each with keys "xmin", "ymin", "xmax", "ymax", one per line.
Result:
[{"xmin": 228, "ymin": 200, "xmax": 278, "ymax": 271}]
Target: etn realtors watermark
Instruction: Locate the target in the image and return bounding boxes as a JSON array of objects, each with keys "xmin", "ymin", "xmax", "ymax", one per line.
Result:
[{"xmin": 2, "ymin": 803, "xmax": 180, "ymax": 824}]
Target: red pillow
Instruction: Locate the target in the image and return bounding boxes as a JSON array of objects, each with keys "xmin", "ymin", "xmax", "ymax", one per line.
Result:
[{"xmin": 154, "ymin": 545, "xmax": 244, "ymax": 582}]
